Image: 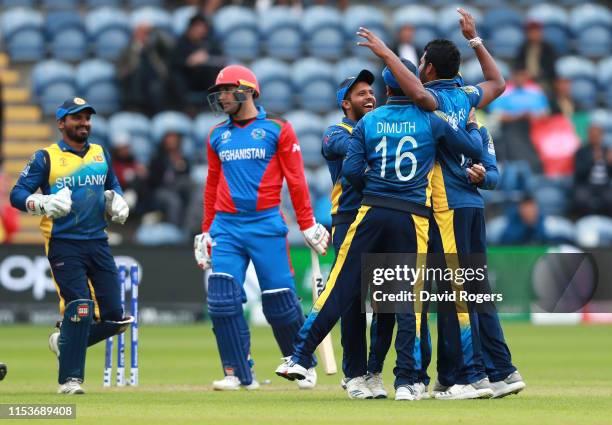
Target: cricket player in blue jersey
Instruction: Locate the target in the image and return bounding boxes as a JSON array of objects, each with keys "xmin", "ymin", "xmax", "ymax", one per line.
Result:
[
  {"xmin": 10, "ymin": 98, "xmax": 131, "ymax": 394},
  {"xmin": 277, "ymin": 59, "xmax": 484, "ymax": 401},
  {"xmin": 358, "ymin": 8, "xmax": 525, "ymax": 399}
]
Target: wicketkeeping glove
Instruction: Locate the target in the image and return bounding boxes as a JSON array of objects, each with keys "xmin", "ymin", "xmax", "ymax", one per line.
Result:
[
  {"xmin": 302, "ymin": 222, "xmax": 330, "ymax": 255},
  {"xmin": 104, "ymin": 190, "xmax": 129, "ymax": 225},
  {"xmin": 194, "ymin": 232, "xmax": 212, "ymax": 269},
  {"xmin": 25, "ymin": 187, "xmax": 72, "ymax": 219}
]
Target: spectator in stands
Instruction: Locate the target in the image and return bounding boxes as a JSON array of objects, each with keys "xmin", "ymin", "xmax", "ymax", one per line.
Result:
[
  {"xmin": 488, "ymin": 67, "xmax": 549, "ymax": 175},
  {"xmin": 148, "ymin": 131, "xmax": 195, "ymax": 227},
  {"xmin": 110, "ymin": 133, "xmax": 150, "ymax": 216},
  {"xmin": 515, "ymin": 19, "xmax": 557, "ymax": 94},
  {"xmin": 572, "ymin": 122, "xmax": 612, "ymax": 217},
  {"xmin": 497, "ymin": 194, "xmax": 549, "ymax": 245},
  {"xmin": 549, "ymin": 77, "xmax": 575, "ymax": 119},
  {"xmin": 117, "ymin": 24, "xmax": 173, "ymax": 116},
  {"xmin": 393, "ymin": 24, "xmax": 419, "ymax": 67},
  {"xmin": 169, "ymin": 14, "xmax": 225, "ymax": 112}
]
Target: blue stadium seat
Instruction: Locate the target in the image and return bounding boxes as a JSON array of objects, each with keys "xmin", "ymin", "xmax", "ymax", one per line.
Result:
[
  {"xmin": 258, "ymin": 6, "xmax": 301, "ymax": 61},
  {"xmin": 130, "ymin": 7, "xmax": 172, "ymax": 34},
  {"xmin": 75, "ymin": 59, "xmax": 119, "ymax": 115},
  {"xmin": 284, "ymin": 111, "xmax": 325, "ymax": 167},
  {"xmin": 437, "ymin": 6, "xmax": 483, "ymax": 59},
  {"xmin": 292, "ymin": 58, "xmax": 336, "ymax": 113},
  {"xmin": 1, "ymin": 0, "xmax": 34, "ymax": 6},
  {"xmin": 393, "ymin": 5, "xmax": 439, "ymax": 50},
  {"xmin": 344, "ymin": 6, "xmax": 390, "ymax": 58},
  {"xmin": 461, "ymin": 58, "xmax": 510, "ymax": 86},
  {"xmin": 31, "ymin": 60, "xmax": 76, "ymax": 115},
  {"xmin": 556, "ymin": 56, "xmax": 598, "ymax": 109},
  {"xmin": 213, "ymin": 6, "xmax": 259, "ymax": 61},
  {"xmin": 251, "ymin": 58, "xmax": 293, "ymax": 114},
  {"xmin": 193, "ymin": 112, "xmax": 223, "ymax": 158},
  {"xmin": 482, "ymin": 7, "xmax": 524, "ymax": 37},
  {"xmin": 151, "ymin": 111, "xmax": 195, "ymax": 158},
  {"xmin": 576, "ymin": 26, "xmax": 611, "ymax": 59},
  {"xmin": 130, "ymin": 0, "xmax": 164, "ymax": 7},
  {"xmin": 569, "ymin": 3, "xmax": 611, "ymax": 33},
  {"xmin": 86, "ymin": 0, "xmax": 120, "ymax": 6},
  {"xmin": 172, "ymin": 5, "xmax": 197, "ymax": 36},
  {"xmin": 526, "ymin": 4, "xmax": 570, "ymax": 55},
  {"xmin": 86, "ymin": 7, "xmax": 131, "ymax": 61},
  {"xmin": 1, "ymin": 8, "xmax": 45, "ymax": 62},
  {"xmin": 302, "ymin": 6, "xmax": 344, "ymax": 60},
  {"xmin": 598, "ymin": 57, "xmax": 612, "ymax": 89},
  {"xmin": 488, "ymin": 26, "xmax": 525, "ymax": 60},
  {"xmin": 325, "ymin": 110, "xmax": 345, "ymax": 128},
  {"xmin": 108, "ymin": 112, "xmax": 153, "ymax": 164},
  {"xmin": 90, "ymin": 115, "xmax": 110, "ymax": 149},
  {"xmin": 42, "ymin": 0, "xmax": 78, "ymax": 8},
  {"xmin": 46, "ymin": 11, "xmax": 87, "ymax": 62}
]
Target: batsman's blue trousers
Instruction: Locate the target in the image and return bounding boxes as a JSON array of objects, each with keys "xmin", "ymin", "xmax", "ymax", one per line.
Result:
[
  {"xmin": 46, "ymin": 238, "xmax": 122, "ymax": 321},
  {"xmin": 429, "ymin": 207, "xmax": 515, "ymax": 385},
  {"xmin": 293, "ymin": 204, "xmax": 429, "ymax": 387},
  {"xmin": 210, "ymin": 207, "xmax": 296, "ymax": 292}
]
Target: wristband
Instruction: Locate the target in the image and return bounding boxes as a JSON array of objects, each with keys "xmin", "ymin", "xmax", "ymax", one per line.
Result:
[{"xmin": 468, "ymin": 36, "xmax": 483, "ymax": 49}]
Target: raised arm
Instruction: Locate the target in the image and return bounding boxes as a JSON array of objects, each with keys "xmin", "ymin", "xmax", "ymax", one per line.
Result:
[
  {"xmin": 357, "ymin": 27, "xmax": 437, "ymax": 111},
  {"xmin": 458, "ymin": 8, "xmax": 506, "ymax": 108},
  {"xmin": 430, "ymin": 111, "xmax": 483, "ymax": 159}
]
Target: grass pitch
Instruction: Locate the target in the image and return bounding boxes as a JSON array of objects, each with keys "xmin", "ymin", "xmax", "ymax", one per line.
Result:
[{"xmin": 1, "ymin": 323, "xmax": 611, "ymax": 425}]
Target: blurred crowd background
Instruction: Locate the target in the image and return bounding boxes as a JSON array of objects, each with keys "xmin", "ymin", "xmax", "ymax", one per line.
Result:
[{"xmin": 0, "ymin": 0, "xmax": 611, "ymax": 249}]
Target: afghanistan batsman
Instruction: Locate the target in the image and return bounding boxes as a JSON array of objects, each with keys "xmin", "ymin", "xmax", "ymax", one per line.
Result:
[
  {"xmin": 194, "ymin": 65, "xmax": 330, "ymax": 391},
  {"xmin": 10, "ymin": 98, "xmax": 131, "ymax": 394}
]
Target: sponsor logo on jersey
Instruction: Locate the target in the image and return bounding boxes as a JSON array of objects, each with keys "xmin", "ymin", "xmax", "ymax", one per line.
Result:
[
  {"xmin": 218, "ymin": 148, "xmax": 266, "ymax": 161},
  {"xmin": 292, "ymin": 143, "xmax": 301, "ymax": 152},
  {"xmin": 93, "ymin": 155, "xmax": 104, "ymax": 162},
  {"xmin": 251, "ymin": 128, "xmax": 266, "ymax": 140},
  {"xmin": 59, "ymin": 158, "xmax": 68, "ymax": 167},
  {"xmin": 55, "ymin": 174, "xmax": 107, "ymax": 188},
  {"xmin": 220, "ymin": 130, "xmax": 232, "ymax": 144}
]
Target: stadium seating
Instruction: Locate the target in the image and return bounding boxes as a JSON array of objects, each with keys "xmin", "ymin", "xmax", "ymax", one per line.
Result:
[
  {"xmin": 42, "ymin": 0, "xmax": 78, "ymax": 9},
  {"xmin": 1, "ymin": 8, "xmax": 45, "ymax": 62},
  {"xmin": 129, "ymin": 0, "xmax": 164, "ymax": 7},
  {"xmin": 213, "ymin": 6, "xmax": 259, "ymax": 61},
  {"xmin": 108, "ymin": 112, "xmax": 153, "ymax": 164},
  {"xmin": 570, "ymin": 3, "xmax": 611, "ymax": 32},
  {"xmin": 31, "ymin": 60, "xmax": 76, "ymax": 115},
  {"xmin": 90, "ymin": 115, "xmax": 110, "ymax": 148},
  {"xmin": 258, "ymin": 6, "xmax": 302, "ymax": 61},
  {"xmin": 172, "ymin": 5, "xmax": 196, "ymax": 36},
  {"xmin": 86, "ymin": 0, "xmax": 120, "ymax": 7},
  {"xmin": 555, "ymin": 56, "xmax": 598, "ymax": 109},
  {"xmin": 461, "ymin": 57, "xmax": 511, "ymax": 86},
  {"xmin": 130, "ymin": 6, "xmax": 172, "ymax": 34},
  {"xmin": 292, "ymin": 58, "xmax": 336, "ymax": 113},
  {"xmin": 1, "ymin": 0, "xmax": 35, "ymax": 6},
  {"xmin": 344, "ymin": 5, "xmax": 390, "ymax": 58},
  {"xmin": 251, "ymin": 58, "xmax": 294, "ymax": 114},
  {"xmin": 46, "ymin": 10, "xmax": 87, "ymax": 62},
  {"xmin": 324, "ymin": 110, "xmax": 345, "ymax": 128},
  {"xmin": 302, "ymin": 6, "xmax": 344, "ymax": 60},
  {"xmin": 526, "ymin": 4, "xmax": 570, "ymax": 54},
  {"xmin": 193, "ymin": 112, "xmax": 222, "ymax": 153},
  {"xmin": 151, "ymin": 111, "xmax": 196, "ymax": 158},
  {"xmin": 393, "ymin": 5, "xmax": 439, "ymax": 50},
  {"xmin": 437, "ymin": 6, "xmax": 484, "ymax": 59},
  {"xmin": 75, "ymin": 59, "xmax": 119, "ymax": 115},
  {"xmin": 86, "ymin": 7, "xmax": 131, "ymax": 61},
  {"xmin": 284, "ymin": 111, "xmax": 325, "ymax": 167},
  {"xmin": 570, "ymin": 4, "xmax": 611, "ymax": 59}
]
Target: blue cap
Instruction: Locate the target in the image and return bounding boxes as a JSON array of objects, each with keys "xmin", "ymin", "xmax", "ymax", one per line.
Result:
[
  {"xmin": 336, "ymin": 69, "xmax": 375, "ymax": 108},
  {"xmin": 56, "ymin": 97, "xmax": 96, "ymax": 120},
  {"xmin": 382, "ymin": 58, "xmax": 419, "ymax": 89}
]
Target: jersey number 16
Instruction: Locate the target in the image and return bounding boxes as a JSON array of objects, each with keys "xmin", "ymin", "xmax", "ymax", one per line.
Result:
[{"xmin": 375, "ymin": 136, "xmax": 417, "ymax": 181}]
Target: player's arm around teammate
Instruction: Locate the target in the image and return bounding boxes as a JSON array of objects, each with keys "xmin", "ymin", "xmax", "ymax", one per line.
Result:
[{"xmin": 9, "ymin": 98, "xmax": 131, "ymax": 394}]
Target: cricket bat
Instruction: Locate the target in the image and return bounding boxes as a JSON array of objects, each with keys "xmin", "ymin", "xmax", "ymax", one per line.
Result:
[{"xmin": 310, "ymin": 249, "xmax": 338, "ymax": 375}]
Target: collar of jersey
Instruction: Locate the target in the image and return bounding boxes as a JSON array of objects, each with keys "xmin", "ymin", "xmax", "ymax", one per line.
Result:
[
  {"xmin": 387, "ymin": 96, "xmax": 413, "ymax": 105},
  {"xmin": 227, "ymin": 106, "xmax": 267, "ymax": 128},
  {"xmin": 58, "ymin": 139, "xmax": 91, "ymax": 155},
  {"xmin": 424, "ymin": 78, "xmax": 459, "ymax": 90},
  {"xmin": 342, "ymin": 116, "xmax": 356, "ymax": 126}
]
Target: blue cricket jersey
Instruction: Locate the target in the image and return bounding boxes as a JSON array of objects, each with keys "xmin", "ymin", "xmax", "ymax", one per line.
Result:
[
  {"xmin": 343, "ymin": 96, "xmax": 483, "ymax": 216},
  {"xmin": 10, "ymin": 140, "xmax": 123, "ymax": 240}
]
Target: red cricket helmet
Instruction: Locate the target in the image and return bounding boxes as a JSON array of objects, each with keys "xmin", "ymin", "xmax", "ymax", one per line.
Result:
[{"xmin": 208, "ymin": 65, "xmax": 260, "ymax": 98}]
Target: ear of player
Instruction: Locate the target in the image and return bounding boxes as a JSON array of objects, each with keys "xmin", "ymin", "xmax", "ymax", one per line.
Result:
[{"xmin": 302, "ymin": 223, "xmax": 330, "ymax": 255}]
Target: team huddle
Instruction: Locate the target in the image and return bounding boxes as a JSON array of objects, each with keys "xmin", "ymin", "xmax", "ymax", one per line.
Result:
[{"xmin": 9, "ymin": 7, "xmax": 525, "ymax": 399}]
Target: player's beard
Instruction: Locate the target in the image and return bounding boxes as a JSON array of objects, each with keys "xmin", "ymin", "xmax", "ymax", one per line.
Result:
[{"xmin": 66, "ymin": 126, "xmax": 90, "ymax": 144}]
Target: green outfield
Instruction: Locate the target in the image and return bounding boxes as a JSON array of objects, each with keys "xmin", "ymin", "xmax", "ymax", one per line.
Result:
[{"xmin": 1, "ymin": 323, "xmax": 611, "ymax": 425}]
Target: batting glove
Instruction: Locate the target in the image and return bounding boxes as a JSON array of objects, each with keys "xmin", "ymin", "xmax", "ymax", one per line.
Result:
[
  {"xmin": 104, "ymin": 190, "xmax": 129, "ymax": 225},
  {"xmin": 302, "ymin": 222, "xmax": 330, "ymax": 255},
  {"xmin": 25, "ymin": 187, "xmax": 72, "ymax": 219},
  {"xmin": 194, "ymin": 232, "xmax": 212, "ymax": 269}
]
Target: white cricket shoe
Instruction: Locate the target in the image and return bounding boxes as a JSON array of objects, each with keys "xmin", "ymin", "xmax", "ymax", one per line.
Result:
[
  {"xmin": 212, "ymin": 375, "xmax": 260, "ymax": 391},
  {"xmin": 395, "ymin": 384, "xmax": 420, "ymax": 401},
  {"xmin": 58, "ymin": 378, "xmax": 84, "ymax": 394},
  {"xmin": 432, "ymin": 378, "xmax": 449, "ymax": 397},
  {"xmin": 490, "ymin": 371, "xmax": 526, "ymax": 398},
  {"xmin": 48, "ymin": 331, "xmax": 60, "ymax": 358},
  {"xmin": 415, "ymin": 382, "xmax": 430, "ymax": 399},
  {"xmin": 346, "ymin": 376, "xmax": 374, "ymax": 399},
  {"xmin": 365, "ymin": 373, "xmax": 387, "ymax": 399},
  {"xmin": 275, "ymin": 357, "xmax": 308, "ymax": 381},
  {"xmin": 296, "ymin": 367, "xmax": 317, "ymax": 389},
  {"xmin": 434, "ymin": 378, "xmax": 493, "ymax": 400}
]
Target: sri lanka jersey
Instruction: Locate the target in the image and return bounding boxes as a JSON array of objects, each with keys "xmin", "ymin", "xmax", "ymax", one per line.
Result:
[
  {"xmin": 203, "ymin": 106, "xmax": 314, "ymax": 232},
  {"xmin": 10, "ymin": 140, "xmax": 122, "ymax": 240}
]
